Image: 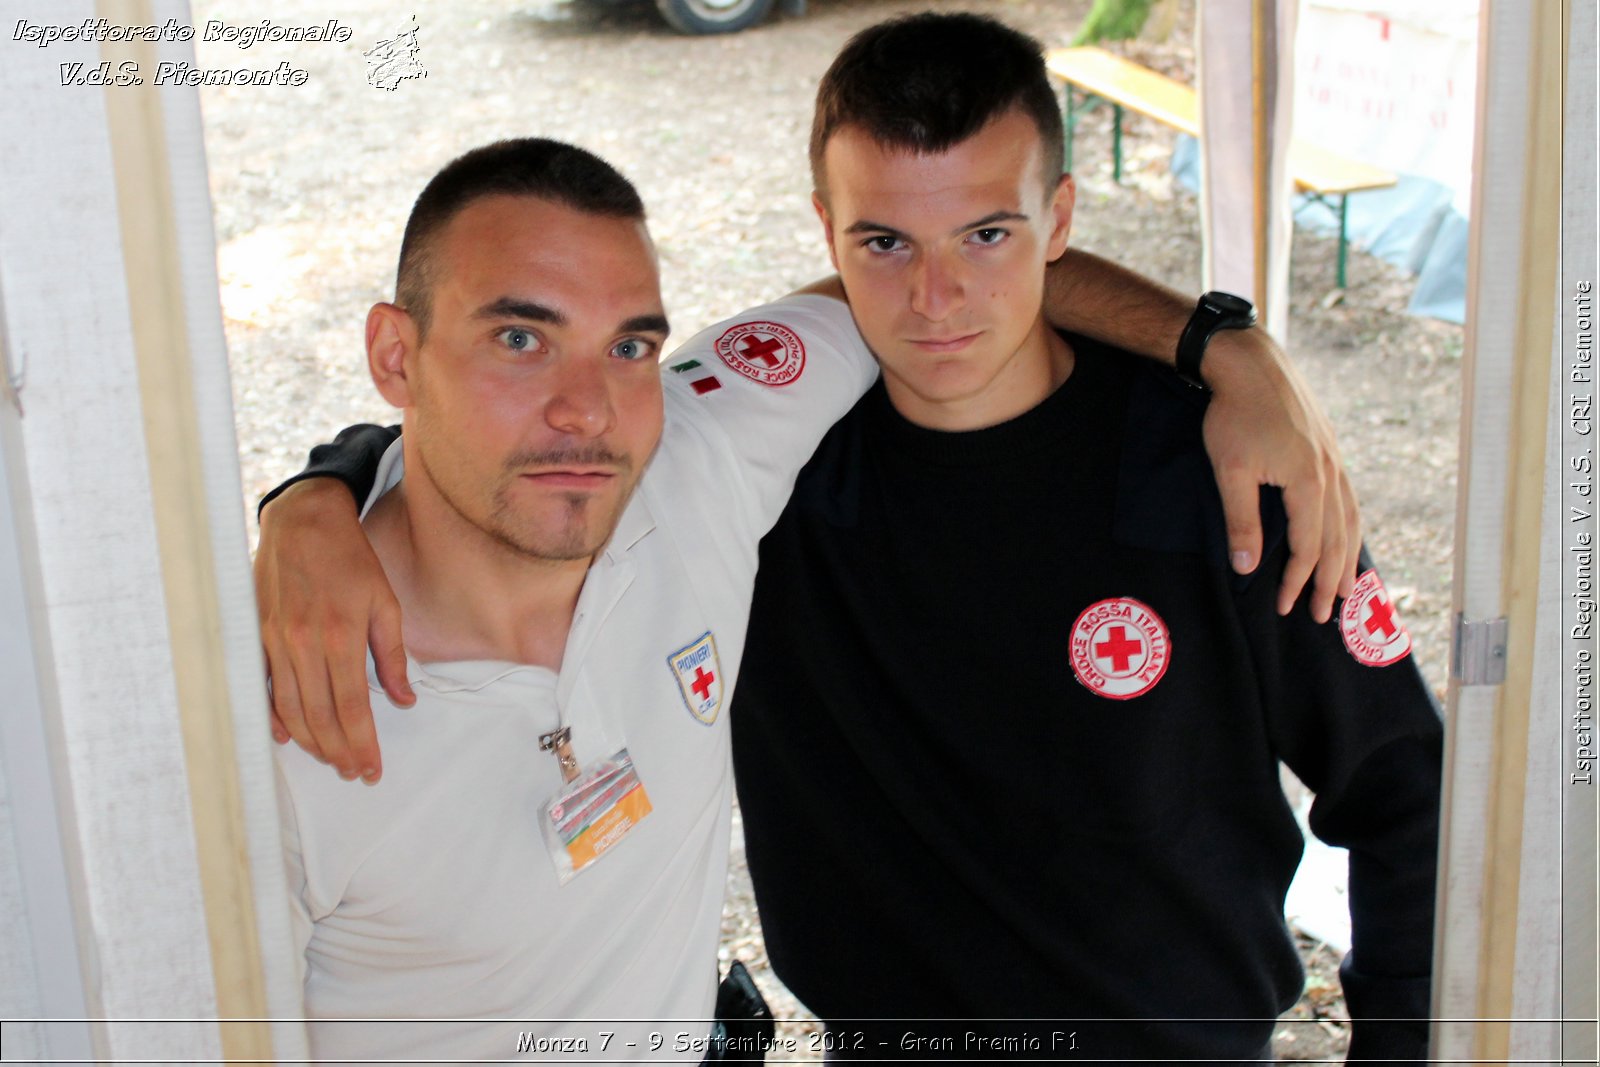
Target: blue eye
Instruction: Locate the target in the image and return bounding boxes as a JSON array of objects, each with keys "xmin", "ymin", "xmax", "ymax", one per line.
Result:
[
  {"xmin": 497, "ymin": 327, "xmax": 540, "ymax": 353},
  {"xmin": 611, "ymin": 337, "xmax": 655, "ymax": 361}
]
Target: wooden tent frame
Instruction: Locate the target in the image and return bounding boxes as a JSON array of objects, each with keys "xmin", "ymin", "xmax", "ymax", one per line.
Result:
[{"xmin": 0, "ymin": 0, "xmax": 1593, "ymax": 1061}]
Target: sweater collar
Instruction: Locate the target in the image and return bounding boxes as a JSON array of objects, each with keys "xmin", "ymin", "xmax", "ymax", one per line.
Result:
[{"xmin": 867, "ymin": 334, "xmax": 1101, "ymax": 465}]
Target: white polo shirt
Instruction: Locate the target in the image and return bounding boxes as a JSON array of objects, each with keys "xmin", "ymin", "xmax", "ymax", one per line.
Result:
[{"xmin": 275, "ymin": 294, "xmax": 875, "ymax": 1064}]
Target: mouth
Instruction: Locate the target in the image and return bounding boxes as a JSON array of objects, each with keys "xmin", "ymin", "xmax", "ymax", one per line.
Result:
[
  {"xmin": 518, "ymin": 469, "xmax": 620, "ymax": 491},
  {"xmin": 908, "ymin": 332, "xmax": 980, "ymax": 354}
]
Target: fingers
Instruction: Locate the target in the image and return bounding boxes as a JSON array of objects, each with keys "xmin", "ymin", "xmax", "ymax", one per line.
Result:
[
  {"xmin": 1307, "ymin": 457, "xmax": 1347, "ymax": 624},
  {"xmin": 329, "ymin": 643, "xmax": 382, "ymax": 785},
  {"xmin": 264, "ymin": 648, "xmax": 291, "ymax": 744},
  {"xmin": 1338, "ymin": 467, "xmax": 1362, "ymax": 598},
  {"xmin": 1277, "ymin": 475, "xmax": 1325, "ymax": 617},
  {"xmin": 285, "ymin": 630, "xmax": 360, "ymax": 780},
  {"xmin": 1217, "ymin": 467, "xmax": 1264, "ymax": 575},
  {"xmin": 263, "ymin": 636, "xmax": 327, "ymax": 763}
]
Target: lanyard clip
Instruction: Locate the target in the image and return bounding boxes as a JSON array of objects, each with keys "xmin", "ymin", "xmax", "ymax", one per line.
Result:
[{"xmin": 539, "ymin": 726, "xmax": 580, "ymax": 783}]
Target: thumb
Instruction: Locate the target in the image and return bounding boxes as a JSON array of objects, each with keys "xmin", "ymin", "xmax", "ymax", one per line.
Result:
[{"xmin": 370, "ymin": 594, "xmax": 414, "ymax": 708}]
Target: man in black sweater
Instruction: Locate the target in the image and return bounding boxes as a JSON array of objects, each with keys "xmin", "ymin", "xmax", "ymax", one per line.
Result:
[
  {"xmin": 728, "ymin": 14, "xmax": 1440, "ymax": 1062},
  {"xmin": 253, "ymin": 12, "xmax": 1432, "ymax": 1064}
]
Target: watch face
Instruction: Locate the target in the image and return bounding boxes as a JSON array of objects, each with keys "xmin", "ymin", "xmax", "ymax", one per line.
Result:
[{"xmin": 1202, "ymin": 291, "xmax": 1255, "ymax": 317}]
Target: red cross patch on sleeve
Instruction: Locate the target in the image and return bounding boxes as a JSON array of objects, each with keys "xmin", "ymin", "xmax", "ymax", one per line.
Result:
[
  {"xmin": 714, "ymin": 321, "xmax": 806, "ymax": 387},
  {"xmin": 1338, "ymin": 570, "xmax": 1413, "ymax": 667}
]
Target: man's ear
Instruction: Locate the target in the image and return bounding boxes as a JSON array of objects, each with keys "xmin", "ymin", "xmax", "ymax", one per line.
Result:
[
  {"xmin": 812, "ymin": 192, "xmax": 841, "ymax": 272},
  {"xmin": 1045, "ymin": 173, "xmax": 1076, "ymax": 263},
  {"xmin": 366, "ymin": 302, "xmax": 418, "ymax": 408}
]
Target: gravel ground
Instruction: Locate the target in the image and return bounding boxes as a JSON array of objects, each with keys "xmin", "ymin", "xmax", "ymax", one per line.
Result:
[{"xmin": 201, "ymin": 1, "xmax": 1460, "ymax": 1059}]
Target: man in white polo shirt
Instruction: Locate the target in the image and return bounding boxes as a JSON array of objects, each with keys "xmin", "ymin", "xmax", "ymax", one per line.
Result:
[{"xmin": 273, "ymin": 137, "xmax": 878, "ymax": 1061}]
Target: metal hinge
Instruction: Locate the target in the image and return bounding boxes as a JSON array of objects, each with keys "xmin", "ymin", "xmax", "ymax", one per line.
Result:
[{"xmin": 1452, "ymin": 614, "xmax": 1509, "ymax": 686}]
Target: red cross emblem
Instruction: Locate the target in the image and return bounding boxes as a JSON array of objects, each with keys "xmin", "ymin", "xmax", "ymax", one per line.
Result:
[
  {"xmin": 1094, "ymin": 626, "xmax": 1143, "ymax": 672},
  {"xmin": 668, "ymin": 632, "xmax": 724, "ymax": 725},
  {"xmin": 1070, "ymin": 597, "xmax": 1171, "ymax": 700},
  {"xmin": 1339, "ymin": 570, "xmax": 1411, "ymax": 667},
  {"xmin": 714, "ymin": 320, "xmax": 806, "ymax": 386},
  {"xmin": 1363, "ymin": 595, "xmax": 1397, "ymax": 638},
  {"xmin": 690, "ymin": 665, "xmax": 716, "ymax": 701},
  {"xmin": 739, "ymin": 335, "xmax": 785, "ymax": 367}
]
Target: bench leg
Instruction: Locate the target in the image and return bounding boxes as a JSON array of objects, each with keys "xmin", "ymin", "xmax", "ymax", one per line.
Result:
[
  {"xmin": 1112, "ymin": 103, "xmax": 1123, "ymax": 184},
  {"xmin": 1337, "ymin": 194, "xmax": 1349, "ymax": 289},
  {"xmin": 1064, "ymin": 84, "xmax": 1076, "ymax": 174}
]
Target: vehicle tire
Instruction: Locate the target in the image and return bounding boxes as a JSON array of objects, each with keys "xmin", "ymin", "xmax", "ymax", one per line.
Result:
[{"xmin": 653, "ymin": 0, "xmax": 775, "ymax": 35}]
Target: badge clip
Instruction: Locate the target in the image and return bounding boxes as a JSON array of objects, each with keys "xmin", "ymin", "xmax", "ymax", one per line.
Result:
[{"xmin": 539, "ymin": 726, "xmax": 581, "ymax": 783}]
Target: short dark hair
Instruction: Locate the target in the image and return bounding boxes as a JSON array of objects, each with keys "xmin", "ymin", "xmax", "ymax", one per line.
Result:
[
  {"xmin": 395, "ymin": 138, "xmax": 645, "ymax": 336},
  {"xmin": 809, "ymin": 12, "xmax": 1064, "ymax": 203}
]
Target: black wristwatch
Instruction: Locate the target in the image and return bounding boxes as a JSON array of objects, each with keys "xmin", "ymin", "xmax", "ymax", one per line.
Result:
[{"xmin": 1176, "ymin": 291, "xmax": 1257, "ymax": 390}]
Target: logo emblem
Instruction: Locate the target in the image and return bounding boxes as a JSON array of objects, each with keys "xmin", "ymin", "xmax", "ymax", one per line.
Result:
[
  {"xmin": 714, "ymin": 321, "xmax": 806, "ymax": 387},
  {"xmin": 668, "ymin": 632, "xmax": 724, "ymax": 725},
  {"xmin": 1339, "ymin": 570, "xmax": 1412, "ymax": 667},
  {"xmin": 1069, "ymin": 597, "xmax": 1172, "ymax": 700}
]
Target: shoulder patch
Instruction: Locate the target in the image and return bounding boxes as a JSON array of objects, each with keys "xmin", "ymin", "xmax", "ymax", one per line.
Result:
[
  {"xmin": 1069, "ymin": 596, "xmax": 1172, "ymax": 700},
  {"xmin": 668, "ymin": 632, "xmax": 723, "ymax": 725},
  {"xmin": 714, "ymin": 321, "xmax": 805, "ymax": 387},
  {"xmin": 668, "ymin": 358, "xmax": 722, "ymax": 395},
  {"xmin": 1339, "ymin": 569, "xmax": 1412, "ymax": 667}
]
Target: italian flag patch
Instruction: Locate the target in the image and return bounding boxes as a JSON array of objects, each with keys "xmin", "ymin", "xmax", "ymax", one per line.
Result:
[{"xmin": 668, "ymin": 358, "xmax": 721, "ymax": 395}]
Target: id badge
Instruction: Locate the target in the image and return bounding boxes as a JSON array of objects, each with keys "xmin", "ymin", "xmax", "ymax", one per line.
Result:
[{"xmin": 539, "ymin": 748, "xmax": 652, "ymax": 884}]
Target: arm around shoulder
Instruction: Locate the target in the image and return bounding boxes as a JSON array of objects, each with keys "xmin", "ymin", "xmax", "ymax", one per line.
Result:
[
  {"xmin": 255, "ymin": 430, "xmax": 411, "ymax": 785},
  {"xmin": 1042, "ymin": 250, "xmax": 1361, "ymax": 616}
]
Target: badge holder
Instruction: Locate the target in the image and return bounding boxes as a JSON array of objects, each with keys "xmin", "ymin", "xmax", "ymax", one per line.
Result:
[{"xmin": 537, "ymin": 726, "xmax": 653, "ymax": 885}]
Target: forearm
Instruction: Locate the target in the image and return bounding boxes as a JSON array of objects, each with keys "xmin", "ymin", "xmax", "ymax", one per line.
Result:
[
  {"xmin": 1043, "ymin": 251, "xmax": 1277, "ymax": 393},
  {"xmin": 1043, "ymin": 248, "xmax": 1194, "ymax": 365}
]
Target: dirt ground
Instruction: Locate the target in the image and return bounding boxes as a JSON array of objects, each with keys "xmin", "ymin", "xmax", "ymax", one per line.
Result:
[{"xmin": 202, "ymin": 0, "xmax": 1460, "ymax": 1060}]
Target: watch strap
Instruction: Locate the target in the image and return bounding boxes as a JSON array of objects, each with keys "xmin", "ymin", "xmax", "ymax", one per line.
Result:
[{"xmin": 1176, "ymin": 292, "xmax": 1256, "ymax": 390}]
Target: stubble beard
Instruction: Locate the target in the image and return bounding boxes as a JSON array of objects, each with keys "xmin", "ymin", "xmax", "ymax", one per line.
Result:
[
  {"xmin": 484, "ymin": 482, "xmax": 623, "ymax": 562},
  {"xmin": 419, "ymin": 441, "xmax": 635, "ymax": 565}
]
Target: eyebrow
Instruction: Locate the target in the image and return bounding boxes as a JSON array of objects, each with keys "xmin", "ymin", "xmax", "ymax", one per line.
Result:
[
  {"xmin": 843, "ymin": 210, "xmax": 1031, "ymax": 240},
  {"xmin": 474, "ymin": 298, "xmax": 565, "ymax": 325},
  {"xmin": 473, "ymin": 299, "xmax": 669, "ymax": 337},
  {"xmin": 619, "ymin": 314, "xmax": 671, "ymax": 336}
]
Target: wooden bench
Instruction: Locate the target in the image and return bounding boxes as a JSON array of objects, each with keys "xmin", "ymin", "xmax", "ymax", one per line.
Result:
[{"xmin": 1045, "ymin": 46, "xmax": 1398, "ymax": 288}]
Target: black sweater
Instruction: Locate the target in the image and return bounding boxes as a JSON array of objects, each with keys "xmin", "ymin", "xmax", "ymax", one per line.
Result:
[{"xmin": 730, "ymin": 340, "xmax": 1441, "ymax": 1062}]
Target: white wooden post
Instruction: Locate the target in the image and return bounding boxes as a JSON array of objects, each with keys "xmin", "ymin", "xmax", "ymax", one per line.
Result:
[
  {"xmin": 0, "ymin": 0, "xmax": 306, "ymax": 1058},
  {"xmin": 1433, "ymin": 0, "xmax": 1596, "ymax": 1062}
]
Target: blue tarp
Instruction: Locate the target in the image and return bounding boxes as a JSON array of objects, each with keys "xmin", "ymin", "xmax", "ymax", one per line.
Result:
[{"xmin": 1172, "ymin": 135, "xmax": 1467, "ymax": 323}]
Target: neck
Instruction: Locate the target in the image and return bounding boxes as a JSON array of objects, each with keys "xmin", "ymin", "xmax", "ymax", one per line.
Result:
[
  {"xmin": 364, "ymin": 476, "xmax": 590, "ymax": 670},
  {"xmin": 888, "ymin": 315, "xmax": 1076, "ymax": 431}
]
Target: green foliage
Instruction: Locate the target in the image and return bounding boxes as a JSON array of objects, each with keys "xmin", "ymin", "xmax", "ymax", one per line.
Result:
[{"xmin": 1070, "ymin": 0, "xmax": 1156, "ymax": 46}]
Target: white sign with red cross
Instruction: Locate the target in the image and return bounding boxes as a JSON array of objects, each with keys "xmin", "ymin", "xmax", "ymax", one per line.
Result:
[
  {"xmin": 713, "ymin": 320, "xmax": 806, "ymax": 387},
  {"xmin": 1069, "ymin": 596, "xmax": 1172, "ymax": 700},
  {"xmin": 668, "ymin": 631, "xmax": 724, "ymax": 725},
  {"xmin": 1339, "ymin": 569, "xmax": 1412, "ymax": 667}
]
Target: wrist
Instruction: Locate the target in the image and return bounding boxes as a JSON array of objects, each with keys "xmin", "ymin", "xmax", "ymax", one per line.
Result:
[
  {"xmin": 1176, "ymin": 291, "xmax": 1257, "ymax": 389},
  {"xmin": 261, "ymin": 475, "xmax": 359, "ymax": 527},
  {"xmin": 1195, "ymin": 326, "xmax": 1287, "ymax": 392}
]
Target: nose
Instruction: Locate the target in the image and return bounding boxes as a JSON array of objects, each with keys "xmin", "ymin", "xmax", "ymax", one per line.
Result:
[
  {"xmin": 544, "ymin": 356, "xmax": 615, "ymax": 438},
  {"xmin": 909, "ymin": 248, "xmax": 965, "ymax": 322}
]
